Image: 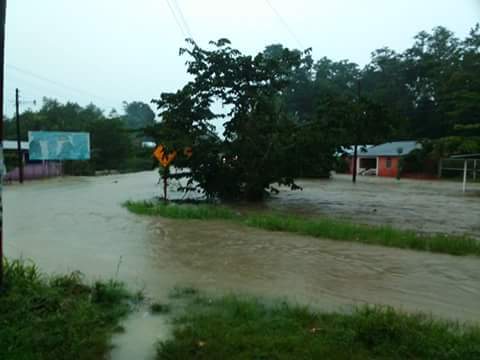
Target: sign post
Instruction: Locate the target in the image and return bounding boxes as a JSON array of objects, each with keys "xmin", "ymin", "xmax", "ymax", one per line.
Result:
[{"xmin": 153, "ymin": 145, "xmax": 177, "ymax": 201}]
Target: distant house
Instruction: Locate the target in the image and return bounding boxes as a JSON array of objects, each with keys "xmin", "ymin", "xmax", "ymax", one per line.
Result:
[
  {"xmin": 349, "ymin": 141, "xmax": 422, "ymax": 178},
  {"xmin": 3, "ymin": 140, "xmax": 29, "ymax": 153},
  {"xmin": 3, "ymin": 140, "xmax": 63, "ymax": 182}
]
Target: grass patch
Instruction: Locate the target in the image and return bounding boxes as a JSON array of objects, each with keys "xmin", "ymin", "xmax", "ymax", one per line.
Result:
[
  {"xmin": 124, "ymin": 200, "xmax": 480, "ymax": 257},
  {"xmin": 124, "ymin": 200, "xmax": 236, "ymax": 220},
  {"xmin": 157, "ymin": 293, "xmax": 480, "ymax": 360},
  {"xmin": 150, "ymin": 302, "xmax": 172, "ymax": 314},
  {"xmin": 0, "ymin": 259, "xmax": 133, "ymax": 360},
  {"xmin": 245, "ymin": 214, "xmax": 480, "ymax": 257}
]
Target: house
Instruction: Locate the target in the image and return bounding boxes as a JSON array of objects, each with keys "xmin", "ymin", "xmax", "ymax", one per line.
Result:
[{"xmin": 350, "ymin": 141, "xmax": 421, "ymax": 178}]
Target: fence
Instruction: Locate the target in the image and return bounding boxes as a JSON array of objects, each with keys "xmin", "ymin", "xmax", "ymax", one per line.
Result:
[
  {"xmin": 439, "ymin": 158, "xmax": 480, "ymax": 193},
  {"xmin": 4, "ymin": 162, "xmax": 63, "ymax": 182},
  {"xmin": 439, "ymin": 159, "xmax": 478, "ymax": 180}
]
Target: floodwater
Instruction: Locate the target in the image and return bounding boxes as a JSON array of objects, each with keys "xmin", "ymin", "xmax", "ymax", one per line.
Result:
[
  {"xmin": 4, "ymin": 171, "xmax": 480, "ymax": 359},
  {"xmin": 266, "ymin": 175, "xmax": 480, "ymax": 238}
]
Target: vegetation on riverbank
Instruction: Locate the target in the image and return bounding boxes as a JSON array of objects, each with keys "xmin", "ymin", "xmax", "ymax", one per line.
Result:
[
  {"xmin": 157, "ymin": 291, "xmax": 480, "ymax": 360},
  {"xmin": 0, "ymin": 259, "xmax": 133, "ymax": 360},
  {"xmin": 124, "ymin": 201, "xmax": 480, "ymax": 257}
]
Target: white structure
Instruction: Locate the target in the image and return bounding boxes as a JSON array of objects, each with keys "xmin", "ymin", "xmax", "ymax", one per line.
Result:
[
  {"xmin": 448, "ymin": 154, "xmax": 480, "ymax": 193},
  {"xmin": 3, "ymin": 140, "xmax": 29, "ymax": 151}
]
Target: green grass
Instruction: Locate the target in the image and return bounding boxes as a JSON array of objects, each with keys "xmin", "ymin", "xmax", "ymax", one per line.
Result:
[
  {"xmin": 150, "ymin": 302, "xmax": 172, "ymax": 314},
  {"xmin": 0, "ymin": 259, "xmax": 133, "ymax": 360},
  {"xmin": 124, "ymin": 200, "xmax": 480, "ymax": 257},
  {"xmin": 245, "ymin": 214, "xmax": 480, "ymax": 256},
  {"xmin": 157, "ymin": 293, "xmax": 480, "ymax": 360},
  {"xmin": 124, "ymin": 200, "xmax": 236, "ymax": 220}
]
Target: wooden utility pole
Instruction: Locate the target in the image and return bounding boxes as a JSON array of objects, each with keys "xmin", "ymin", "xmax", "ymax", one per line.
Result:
[
  {"xmin": 16, "ymin": 88, "xmax": 23, "ymax": 183},
  {"xmin": 0, "ymin": 0, "xmax": 7, "ymax": 288},
  {"xmin": 163, "ymin": 172, "xmax": 168, "ymax": 201},
  {"xmin": 352, "ymin": 80, "xmax": 362, "ymax": 184},
  {"xmin": 352, "ymin": 144, "xmax": 358, "ymax": 183}
]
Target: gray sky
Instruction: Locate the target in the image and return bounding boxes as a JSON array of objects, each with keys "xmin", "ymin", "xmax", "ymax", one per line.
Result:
[{"xmin": 4, "ymin": 0, "xmax": 480, "ymax": 117}]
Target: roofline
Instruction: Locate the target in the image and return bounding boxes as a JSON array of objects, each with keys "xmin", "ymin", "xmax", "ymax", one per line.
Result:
[{"xmin": 449, "ymin": 153, "xmax": 480, "ymax": 159}]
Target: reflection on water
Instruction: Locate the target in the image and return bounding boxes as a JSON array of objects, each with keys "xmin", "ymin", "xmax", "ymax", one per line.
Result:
[{"xmin": 4, "ymin": 171, "xmax": 480, "ymax": 358}]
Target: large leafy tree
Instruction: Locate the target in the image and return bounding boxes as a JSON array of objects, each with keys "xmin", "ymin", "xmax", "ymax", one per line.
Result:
[
  {"xmin": 122, "ymin": 101, "xmax": 156, "ymax": 129},
  {"xmin": 150, "ymin": 39, "xmax": 338, "ymax": 201}
]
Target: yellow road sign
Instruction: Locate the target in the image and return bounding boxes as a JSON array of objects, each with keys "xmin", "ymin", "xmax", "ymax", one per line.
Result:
[{"xmin": 153, "ymin": 145, "xmax": 177, "ymax": 168}]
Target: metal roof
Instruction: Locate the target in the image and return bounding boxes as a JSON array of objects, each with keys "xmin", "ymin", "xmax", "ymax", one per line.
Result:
[
  {"xmin": 3, "ymin": 140, "xmax": 29, "ymax": 151},
  {"xmin": 450, "ymin": 153, "xmax": 480, "ymax": 159},
  {"xmin": 358, "ymin": 141, "xmax": 421, "ymax": 158},
  {"xmin": 337, "ymin": 145, "xmax": 374, "ymax": 156}
]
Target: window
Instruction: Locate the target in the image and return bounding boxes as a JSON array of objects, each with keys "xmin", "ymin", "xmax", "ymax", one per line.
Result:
[{"xmin": 386, "ymin": 158, "xmax": 392, "ymax": 169}]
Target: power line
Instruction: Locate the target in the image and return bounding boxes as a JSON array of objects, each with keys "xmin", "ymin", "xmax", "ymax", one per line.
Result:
[
  {"xmin": 7, "ymin": 70, "xmax": 92, "ymax": 103},
  {"xmin": 164, "ymin": 0, "xmax": 188, "ymax": 40},
  {"xmin": 6, "ymin": 72, "xmax": 66, "ymax": 100},
  {"xmin": 264, "ymin": 0, "xmax": 304, "ymax": 49},
  {"xmin": 6, "ymin": 64, "xmax": 119, "ymax": 107},
  {"xmin": 171, "ymin": 0, "xmax": 193, "ymax": 40}
]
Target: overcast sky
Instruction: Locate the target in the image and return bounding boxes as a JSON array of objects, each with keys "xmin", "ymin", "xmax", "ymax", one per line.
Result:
[{"xmin": 4, "ymin": 0, "xmax": 480, "ymax": 116}]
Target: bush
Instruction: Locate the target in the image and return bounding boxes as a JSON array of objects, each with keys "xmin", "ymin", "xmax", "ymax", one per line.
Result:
[{"xmin": 0, "ymin": 259, "xmax": 132, "ymax": 360}]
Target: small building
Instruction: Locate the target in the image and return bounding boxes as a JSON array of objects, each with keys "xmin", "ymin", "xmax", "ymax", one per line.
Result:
[
  {"xmin": 3, "ymin": 140, "xmax": 63, "ymax": 182},
  {"xmin": 350, "ymin": 141, "xmax": 422, "ymax": 178},
  {"xmin": 3, "ymin": 140, "xmax": 29, "ymax": 153}
]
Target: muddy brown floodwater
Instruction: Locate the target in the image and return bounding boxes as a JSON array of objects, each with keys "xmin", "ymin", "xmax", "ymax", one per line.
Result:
[
  {"xmin": 266, "ymin": 174, "xmax": 480, "ymax": 238},
  {"xmin": 4, "ymin": 171, "xmax": 480, "ymax": 359}
]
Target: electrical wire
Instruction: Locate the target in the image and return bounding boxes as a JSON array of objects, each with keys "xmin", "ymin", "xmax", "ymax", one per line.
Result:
[
  {"xmin": 6, "ymin": 64, "xmax": 117, "ymax": 104},
  {"xmin": 171, "ymin": 0, "xmax": 194, "ymax": 40},
  {"xmin": 264, "ymin": 0, "xmax": 304, "ymax": 49},
  {"xmin": 5, "ymin": 64, "xmax": 119, "ymax": 109},
  {"xmin": 164, "ymin": 0, "xmax": 189, "ymax": 40}
]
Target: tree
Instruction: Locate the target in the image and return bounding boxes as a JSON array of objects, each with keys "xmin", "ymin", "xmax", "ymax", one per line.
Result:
[
  {"xmin": 122, "ymin": 101, "xmax": 156, "ymax": 129},
  {"xmin": 150, "ymin": 39, "xmax": 337, "ymax": 201},
  {"xmin": 88, "ymin": 117, "xmax": 133, "ymax": 171},
  {"xmin": 3, "ymin": 98, "xmax": 138, "ymax": 174}
]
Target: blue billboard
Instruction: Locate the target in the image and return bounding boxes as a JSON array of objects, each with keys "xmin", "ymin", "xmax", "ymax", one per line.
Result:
[{"xmin": 28, "ymin": 131, "xmax": 91, "ymax": 160}]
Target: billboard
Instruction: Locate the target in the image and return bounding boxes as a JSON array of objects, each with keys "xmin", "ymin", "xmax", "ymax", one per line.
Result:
[{"xmin": 28, "ymin": 131, "xmax": 91, "ymax": 160}]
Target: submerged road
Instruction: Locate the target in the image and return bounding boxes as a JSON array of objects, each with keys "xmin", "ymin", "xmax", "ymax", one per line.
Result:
[{"xmin": 5, "ymin": 171, "xmax": 480, "ymax": 358}]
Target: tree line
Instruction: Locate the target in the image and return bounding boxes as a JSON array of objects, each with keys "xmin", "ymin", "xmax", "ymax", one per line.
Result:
[
  {"xmin": 147, "ymin": 25, "xmax": 479, "ymax": 201},
  {"xmin": 3, "ymin": 99, "xmax": 156, "ymax": 174},
  {"xmin": 4, "ymin": 25, "xmax": 478, "ymax": 199}
]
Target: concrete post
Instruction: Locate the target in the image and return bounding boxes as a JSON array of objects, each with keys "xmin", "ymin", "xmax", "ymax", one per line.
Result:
[
  {"xmin": 463, "ymin": 160, "xmax": 468, "ymax": 193},
  {"xmin": 437, "ymin": 159, "xmax": 443, "ymax": 178}
]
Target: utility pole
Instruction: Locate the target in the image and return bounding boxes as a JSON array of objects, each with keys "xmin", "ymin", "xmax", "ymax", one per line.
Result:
[
  {"xmin": 352, "ymin": 143, "xmax": 358, "ymax": 183},
  {"xmin": 15, "ymin": 88, "xmax": 23, "ymax": 183},
  {"xmin": 352, "ymin": 80, "xmax": 362, "ymax": 184},
  {"xmin": 0, "ymin": 0, "xmax": 7, "ymax": 288}
]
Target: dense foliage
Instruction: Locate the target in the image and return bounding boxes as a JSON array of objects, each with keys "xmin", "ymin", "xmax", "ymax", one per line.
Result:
[
  {"xmin": 149, "ymin": 25, "xmax": 479, "ymax": 201},
  {"xmin": 149, "ymin": 40, "xmax": 346, "ymax": 201}
]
